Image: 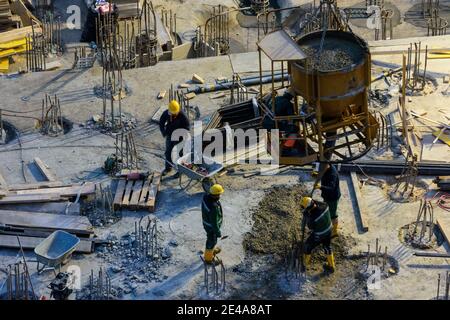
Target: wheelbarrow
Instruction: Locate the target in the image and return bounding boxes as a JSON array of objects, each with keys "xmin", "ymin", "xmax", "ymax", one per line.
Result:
[
  {"xmin": 176, "ymin": 153, "xmax": 224, "ymax": 192},
  {"xmin": 34, "ymin": 231, "xmax": 80, "ymax": 275}
]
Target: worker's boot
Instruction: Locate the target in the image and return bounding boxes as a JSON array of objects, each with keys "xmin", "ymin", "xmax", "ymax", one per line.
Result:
[
  {"xmin": 331, "ymin": 221, "xmax": 339, "ymax": 238},
  {"xmin": 324, "ymin": 253, "xmax": 336, "ymax": 273},
  {"xmin": 204, "ymin": 249, "xmax": 214, "ymax": 264}
]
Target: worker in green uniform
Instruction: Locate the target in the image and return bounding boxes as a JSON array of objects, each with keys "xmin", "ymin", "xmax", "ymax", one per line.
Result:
[
  {"xmin": 314, "ymin": 163, "xmax": 341, "ymax": 238},
  {"xmin": 201, "ymin": 184, "xmax": 224, "ymax": 264},
  {"xmin": 300, "ymin": 196, "xmax": 335, "ymax": 273}
]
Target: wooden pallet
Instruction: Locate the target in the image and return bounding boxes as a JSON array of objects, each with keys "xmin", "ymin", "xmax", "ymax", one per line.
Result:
[{"xmin": 113, "ymin": 172, "xmax": 161, "ymax": 212}]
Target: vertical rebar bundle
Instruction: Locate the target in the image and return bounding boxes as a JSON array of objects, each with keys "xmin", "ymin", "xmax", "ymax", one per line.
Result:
[
  {"xmin": 427, "ymin": 10, "xmax": 448, "ymax": 36},
  {"xmin": 196, "ymin": 5, "xmax": 230, "ymax": 57},
  {"xmin": 436, "ymin": 272, "xmax": 450, "ymax": 300},
  {"xmin": 26, "ymin": 27, "xmax": 47, "ymax": 72},
  {"xmin": 120, "ymin": 1, "xmax": 159, "ymax": 69},
  {"xmin": 41, "ymin": 93, "xmax": 63, "ymax": 136},
  {"xmin": 161, "ymin": 6, "xmax": 177, "ymax": 46},
  {"xmin": 251, "ymin": 0, "xmax": 270, "ymax": 15},
  {"xmin": 93, "ymin": 183, "xmax": 116, "ymax": 224},
  {"xmin": 406, "ymin": 42, "xmax": 429, "ymax": 92},
  {"xmin": 202, "ymin": 257, "xmax": 226, "ymax": 295},
  {"xmin": 393, "ymin": 150, "xmax": 418, "ymax": 199},
  {"xmin": 412, "ymin": 199, "xmax": 434, "ymax": 244},
  {"xmin": 5, "ymin": 262, "xmax": 33, "ymax": 300},
  {"xmin": 42, "ymin": 13, "xmax": 63, "ymax": 55},
  {"xmin": 297, "ymin": 0, "xmax": 349, "ymax": 38},
  {"xmin": 35, "ymin": 0, "xmax": 53, "ymax": 20},
  {"xmin": 422, "ymin": 0, "xmax": 440, "ymax": 17},
  {"xmin": 132, "ymin": 217, "xmax": 159, "ymax": 259},
  {"xmin": 88, "ymin": 267, "xmax": 112, "ymax": 300},
  {"xmin": 114, "ymin": 130, "xmax": 139, "ymax": 170},
  {"xmin": 375, "ymin": 9, "xmax": 393, "ymax": 40},
  {"xmin": 229, "ymin": 74, "xmax": 249, "ymax": 104},
  {"xmin": 375, "ymin": 112, "xmax": 390, "ymax": 151},
  {"xmin": 283, "ymin": 233, "xmax": 302, "ymax": 279},
  {"xmin": 366, "ymin": 238, "xmax": 388, "ymax": 271},
  {"xmin": 97, "ymin": 8, "xmax": 124, "ymax": 131}
]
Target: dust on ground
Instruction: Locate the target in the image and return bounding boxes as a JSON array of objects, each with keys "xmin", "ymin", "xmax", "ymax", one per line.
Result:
[
  {"xmin": 228, "ymin": 185, "xmax": 382, "ymax": 300},
  {"xmin": 243, "ymin": 184, "xmax": 306, "ymax": 256}
]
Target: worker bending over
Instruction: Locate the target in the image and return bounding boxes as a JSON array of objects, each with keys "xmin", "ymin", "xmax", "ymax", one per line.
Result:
[
  {"xmin": 315, "ymin": 163, "xmax": 341, "ymax": 238},
  {"xmin": 300, "ymin": 196, "xmax": 335, "ymax": 273},
  {"xmin": 201, "ymin": 184, "xmax": 224, "ymax": 264},
  {"xmin": 159, "ymin": 100, "xmax": 190, "ymax": 176}
]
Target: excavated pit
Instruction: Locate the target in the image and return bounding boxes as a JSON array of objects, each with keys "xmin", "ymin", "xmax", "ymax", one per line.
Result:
[
  {"xmin": 40, "ymin": 117, "xmax": 73, "ymax": 136},
  {"xmin": 399, "ymin": 222, "xmax": 444, "ymax": 250},
  {"xmin": 0, "ymin": 121, "xmax": 18, "ymax": 145}
]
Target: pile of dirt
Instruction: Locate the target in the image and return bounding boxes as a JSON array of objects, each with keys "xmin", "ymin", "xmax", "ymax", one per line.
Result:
[
  {"xmin": 302, "ymin": 47, "xmax": 354, "ymax": 71},
  {"xmin": 243, "ymin": 184, "xmax": 306, "ymax": 256},
  {"xmin": 236, "ymin": 185, "xmax": 381, "ymax": 300}
]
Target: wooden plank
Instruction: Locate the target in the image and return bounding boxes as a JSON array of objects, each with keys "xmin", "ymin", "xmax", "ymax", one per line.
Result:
[
  {"xmin": 138, "ymin": 174, "xmax": 153, "ymax": 207},
  {"xmin": 0, "ymin": 167, "xmax": 7, "ymax": 189},
  {"xmin": 0, "ymin": 201, "xmax": 80, "ymax": 215},
  {"xmin": 113, "ymin": 179, "xmax": 127, "ymax": 210},
  {"xmin": 437, "ymin": 219, "xmax": 450, "ymax": 247},
  {"xmin": 0, "ymin": 194, "xmax": 62, "ymax": 204},
  {"xmin": 122, "ymin": 180, "xmax": 133, "ymax": 206},
  {"xmin": 33, "ymin": 157, "xmax": 58, "ymax": 181},
  {"xmin": 0, "ymin": 209, "xmax": 93, "ymax": 235},
  {"xmin": 349, "ymin": 172, "xmax": 369, "ymax": 232},
  {"xmin": 13, "ymin": 183, "xmax": 96, "ymax": 197},
  {"xmin": 129, "ymin": 180, "xmax": 144, "ymax": 209},
  {"xmin": 0, "ymin": 26, "xmax": 42, "ymax": 43},
  {"xmin": 8, "ymin": 181, "xmax": 66, "ymax": 190},
  {"xmin": 0, "ymin": 234, "xmax": 94, "ymax": 253},
  {"xmin": 147, "ymin": 172, "xmax": 161, "ymax": 212}
]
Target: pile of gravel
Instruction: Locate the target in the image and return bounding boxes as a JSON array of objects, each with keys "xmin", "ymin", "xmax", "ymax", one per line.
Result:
[{"xmin": 302, "ymin": 47, "xmax": 354, "ymax": 71}]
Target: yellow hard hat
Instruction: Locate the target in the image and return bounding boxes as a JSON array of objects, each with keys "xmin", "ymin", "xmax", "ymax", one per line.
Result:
[
  {"xmin": 300, "ymin": 196, "xmax": 313, "ymax": 210},
  {"xmin": 210, "ymin": 184, "xmax": 224, "ymax": 196},
  {"xmin": 168, "ymin": 100, "xmax": 180, "ymax": 115}
]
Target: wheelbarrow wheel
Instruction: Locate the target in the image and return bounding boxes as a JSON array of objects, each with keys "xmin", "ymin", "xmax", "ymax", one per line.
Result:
[{"xmin": 202, "ymin": 178, "xmax": 215, "ymax": 193}]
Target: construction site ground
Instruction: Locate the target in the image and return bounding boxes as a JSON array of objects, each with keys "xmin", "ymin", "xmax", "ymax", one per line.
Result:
[{"xmin": 0, "ymin": 0, "xmax": 449, "ymax": 300}]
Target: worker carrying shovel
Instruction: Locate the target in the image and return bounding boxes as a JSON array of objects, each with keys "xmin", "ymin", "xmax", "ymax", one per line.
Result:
[
  {"xmin": 201, "ymin": 184, "xmax": 224, "ymax": 264},
  {"xmin": 159, "ymin": 100, "xmax": 190, "ymax": 177},
  {"xmin": 314, "ymin": 163, "xmax": 341, "ymax": 238},
  {"xmin": 300, "ymin": 196, "xmax": 336, "ymax": 273}
]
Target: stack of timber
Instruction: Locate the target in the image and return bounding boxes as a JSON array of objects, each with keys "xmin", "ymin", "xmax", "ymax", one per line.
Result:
[
  {"xmin": 0, "ymin": 0, "xmax": 42, "ymax": 73},
  {"xmin": 0, "ymin": 182, "xmax": 96, "ymax": 206},
  {"xmin": 0, "ymin": 210, "xmax": 95, "ymax": 253},
  {"xmin": 0, "ymin": 157, "xmax": 97, "ymax": 253},
  {"xmin": 0, "ymin": 0, "xmax": 14, "ymax": 31},
  {"xmin": 113, "ymin": 170, "xmax": 161, "ymax": 212}
]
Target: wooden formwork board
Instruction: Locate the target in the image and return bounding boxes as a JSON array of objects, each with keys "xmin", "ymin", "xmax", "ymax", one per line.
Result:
[{"xmin": 113, "ymin": 172, "xmax": 161, "ymax": 212}]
